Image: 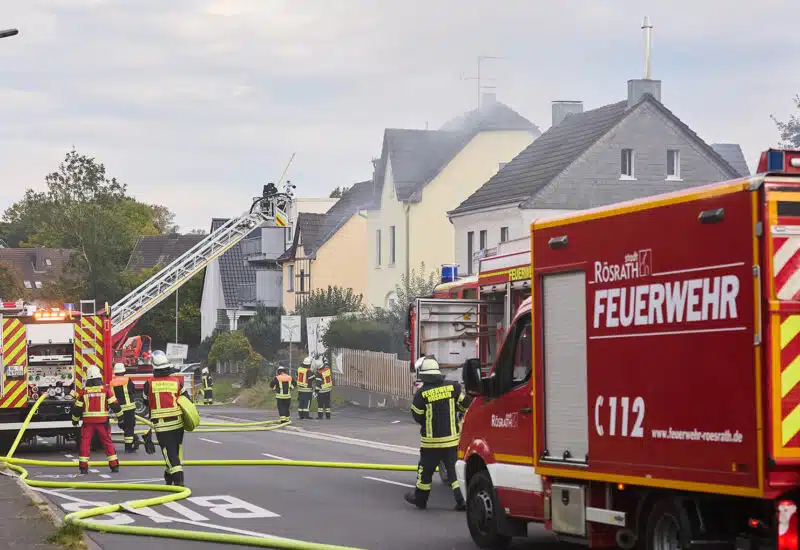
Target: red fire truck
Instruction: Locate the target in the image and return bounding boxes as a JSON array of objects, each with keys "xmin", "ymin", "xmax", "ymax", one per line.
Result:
[{"xmin": 454, "ymin": 148, "xmax": 800, "ymax": 550}]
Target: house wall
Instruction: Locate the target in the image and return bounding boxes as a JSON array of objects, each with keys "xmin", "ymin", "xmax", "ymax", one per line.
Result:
[
  {"xmin": 200, "ymin": 258, "xmax": 225, "ymax": 340},
  {"xmin": 281, "ymin": 243, "xmax": 308, "ymax": 313},
  {"xmin": 312, "ymin": 213, "xmax": 368, "ymax": 302},
  {"xmin": 367, "ymin": 130, "xmax": 535, "ymax": 308},
  {"xmin": 534, "ymin": 101, "xmax": 736, "ymax": 208}
]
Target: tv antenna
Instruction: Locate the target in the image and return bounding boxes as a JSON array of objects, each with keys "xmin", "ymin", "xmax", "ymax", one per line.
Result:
[{"xmin": 460, "ymin": 55, "xmax": 504, "ymax": 109}]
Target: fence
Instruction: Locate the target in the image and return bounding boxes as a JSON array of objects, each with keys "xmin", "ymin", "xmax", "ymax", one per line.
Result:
[{"xmin": 334, "ymin": 348, "xmax": 413, "ymax": 400}]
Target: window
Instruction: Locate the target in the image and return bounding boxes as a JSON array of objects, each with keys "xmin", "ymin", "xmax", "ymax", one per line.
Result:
[
  {"xmin": 495, "ymin": 313, "xmax": 533, "ymax": 392},
  {"xmin": 621, "ymin": 148, "xmax": 634, "ymax": 178},
  {"xmin": 479, "ymin": 230, "xmax": 487, "ymax": 250},
  {"xmin": 467, "ymin": 231, "xmax": 474, "ymax": 275},
  {"xmin": 389, "ymin": 225, "xmax": 396, "ymax": 265},
  {"xmin": 376, "ymin": 229, "xmax": 382, "ymax": 266},
  {"xmin": 23, "ymin": 280, "xmax": 31, "ymax": 289},
  {"xmin": 287, "ymin": 264, "xmax": 294, "ymax": 291},
  {"xmin": 34, "ymin": 281, "xmax": 42, "ymax": 289},
  {"xmin": 45, "ymin": 259, "xmax": 52, "ymax": 267},
  {"xmin": 667, "ymin": 149, "xmax": 680, "ymax": 179},
  {"xmin": 299, "ymin": 269, "xmax": 305, "ymax": 292},
  {"xmin": 500, "ymin": 226, "xmax": 509, "ymax": 242}
]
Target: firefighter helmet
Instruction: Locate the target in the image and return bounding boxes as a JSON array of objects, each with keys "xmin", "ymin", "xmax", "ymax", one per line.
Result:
[
  {"xmin": 85, "ymin": 365, "xmax": 103, "ymax": 380},
  {"xmin": 277, "ymin": 366, "xmax": 287, "ymax": 374},
  {"xmin": 302, "ymin": 356, "xmax": 312, "ymax": 366},
  {"xmin": 418, "ymin": 357, "xmax": 441, "ymax": 375},
  {"xmin": 113, "ymin": 363, "xmax": 126, "ymax": 375},
  {"xmin": 202, "ymin": 367, "xmax": 209, "ymax": 375},
  {"xmin": 151, "ymin": 350, "xmax": 171, "ymax": 371}
]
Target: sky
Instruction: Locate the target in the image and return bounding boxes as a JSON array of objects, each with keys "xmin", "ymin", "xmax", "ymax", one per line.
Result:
[{"xmin": 0, "ymin": 0, "xmax": 798, "ymax": 232}]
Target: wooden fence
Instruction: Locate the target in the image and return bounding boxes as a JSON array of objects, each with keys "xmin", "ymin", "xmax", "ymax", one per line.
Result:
[{"xmin": 333, "ymin": 348, "xmax": 413, "ymax": 400}]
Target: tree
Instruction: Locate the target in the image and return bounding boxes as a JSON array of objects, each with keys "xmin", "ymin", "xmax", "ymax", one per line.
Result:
[
  {"xmin": 294, "ymin": 285, "xmax": 364, "ymax": 344},
  {"xmin": 241, "ymin": 306, "xmax": 283, "ymax": 360},
  {"xmin": 207, "ymin": 330, "xmax": 253, "ymax": 366},
  {"xmin": 0, "ymin": 263, "xmax": 22, "ymax": 300},
  {"xmin": 329, "ymin": 185, "xmax": 350, "ymax": 198},
  {"xmin": 389, "ymin": 262, "xmax": 440, "ymax": 319},
  {"xmin": 772, "ymin": 95, "xmax": 800, "ymax": 148}
]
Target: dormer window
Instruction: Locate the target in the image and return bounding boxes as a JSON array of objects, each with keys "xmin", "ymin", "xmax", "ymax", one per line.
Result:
[
  {"xmin": 23, "ymin": 281, "xmax": 32, "ymax": 289},
  {"xmin": 45, "ymin": 259, "xmax": 52, "ymax": 267},
  {"xmin": 34, "ymin": 281, "xmax": 42, "ymax": 289}
]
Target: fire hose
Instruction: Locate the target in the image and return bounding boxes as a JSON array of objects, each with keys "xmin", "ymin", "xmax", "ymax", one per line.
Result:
[{"xmin": 2, "ymin": 394, "xmax": 418, "ymax": 549}]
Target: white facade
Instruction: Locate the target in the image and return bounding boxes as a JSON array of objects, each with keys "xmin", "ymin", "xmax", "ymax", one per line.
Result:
[
  {"xmin": 200, "ymin": 257, "xmax": 224, "ymax": 340},
  {"xmin": 450, "ymin": 206, "xmax": 573, "ymax": 275},
  {"xmin": 285, "ymin": 197, "xmax": 339, "ymax": 249}
]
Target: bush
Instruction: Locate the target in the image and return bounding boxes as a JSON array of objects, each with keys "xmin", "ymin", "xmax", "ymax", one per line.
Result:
[
  {"xmin": 323, "ymin": 316, "xmax": 402, "ymax": 354},
  {"xmin": 243, "ymin": 351, "xmax": 266, "ymax": 387}
]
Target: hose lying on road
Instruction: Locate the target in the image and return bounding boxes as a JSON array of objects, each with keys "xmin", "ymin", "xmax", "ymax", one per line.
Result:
[{"xmin": 2, "ymin": 394, "xmax": 417, "ymax": 550}]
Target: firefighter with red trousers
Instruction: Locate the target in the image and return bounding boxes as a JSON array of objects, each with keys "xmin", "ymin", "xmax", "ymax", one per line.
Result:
[
  {"xmin": 270, "ymin": 366, "xmax": 295, "ymax": 423},
  {"xmin": 110, "ymin": 362, "xmax": 139, "ymax": 453},
  {"xmin": 71, "ymin": 365, "xmax": 121, "ymax": 474},
  {"xmin": 142, "ymin": 350, "xmax": 192, "ymax": 486},
  {"xmin": 405, "ymin": 356, "xmax": 467, "ymax": 511}
]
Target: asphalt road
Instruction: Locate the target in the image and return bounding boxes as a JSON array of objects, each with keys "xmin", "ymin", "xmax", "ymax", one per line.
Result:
[{"xmin": 15, "ymin": 405, "xmax": 563, "ymax": 550}]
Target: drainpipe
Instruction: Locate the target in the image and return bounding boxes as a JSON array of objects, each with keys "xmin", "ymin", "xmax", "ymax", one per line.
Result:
[{"xmin": 404, "ymin": 203, "xmax": 411, "ymax": 293}]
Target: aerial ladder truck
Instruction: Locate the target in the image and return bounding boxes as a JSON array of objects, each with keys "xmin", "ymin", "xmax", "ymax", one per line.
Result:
[{"xmin": 0, "ymin": 184, "xmax": 292, "ymax": 450}]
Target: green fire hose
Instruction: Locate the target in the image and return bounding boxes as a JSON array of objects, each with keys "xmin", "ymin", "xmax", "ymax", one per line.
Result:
[{"xmin": 3, "ymin": 394, "xmax": 418, "ymax": 549}]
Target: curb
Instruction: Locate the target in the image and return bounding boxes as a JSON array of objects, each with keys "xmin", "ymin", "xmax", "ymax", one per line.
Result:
[{"xmin": 12, "ymin": 472, "xmax": 102, "ymax": 550}]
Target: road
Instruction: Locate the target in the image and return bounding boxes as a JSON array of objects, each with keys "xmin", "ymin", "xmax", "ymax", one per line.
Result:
[{"xmin": 16, "ymin": 405, "xmax": 561, "ymax": 550}]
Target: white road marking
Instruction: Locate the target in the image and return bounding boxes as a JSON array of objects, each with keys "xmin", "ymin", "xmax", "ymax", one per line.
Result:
[
  {"xmin": 363, "ymin": 476, "xmax": 415, "ymax": 488},
  {"xmin": 99, "ymin": 474, "xmax": 110, "ymax": 479},
  {"xmin": 89, "ymin": 469, "xmax": 99, "ymax": 473},
  {"xmin": 199, "ymin": 437, "xmax": 222, "ymax": 445},
  {"xmin": 261, "ymin": 453, "xmax": 289, "ymax": 461},
  {"xmin": 64, "ymin": 454, "xmax": 74, "ymax": 458}
]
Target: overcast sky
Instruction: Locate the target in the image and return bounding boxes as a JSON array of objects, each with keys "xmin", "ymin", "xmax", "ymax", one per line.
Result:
[{"xmin": 0, "ymin": 0, "xmax": 798, "ymax": 232}]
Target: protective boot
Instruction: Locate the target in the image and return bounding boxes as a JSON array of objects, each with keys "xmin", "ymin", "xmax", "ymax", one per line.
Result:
[
  {"xmin": 124, "ymin": 443, "xmax": 135, "ymax": 453},
  {"xmin": 453, "ymin": 489, "xmax": 466, "ymax": 511},
  {"xmin": 325, "ymin": 412, "xmax": 331, "ymax": 419},
  {"xmin": 110, "ymin": 464, "xmax": 120, "ymax": 473},
  {"xmin": 404, "ymin": 491, "xmax": 427, "ymax": 510},
  {"xmin": 79, "ymin": 466, "xmax": 88, "ymax": 475},
  {"xmin": 318, "ymin": 411, "xmax": 323, "ymax": 419},
  {"xmin": 172, "ymin": 471, "xmax": 184, "ymax": 487},
  {"xmin": 164, "ymin": 471, "xmax": 173, "ymax": 485}
]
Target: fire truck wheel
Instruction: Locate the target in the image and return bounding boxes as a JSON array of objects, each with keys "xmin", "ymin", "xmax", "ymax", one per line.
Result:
[
  {"xmin": 466, "ymin": 470, "xmax": 512, "ymax": 549},
  {"xmin": 134, "ymin": 397, "xmax": 148, "ymax": 417},
  {"xmin": 644, "ymin": 497, "xmax": 693, "ymax": 550}
]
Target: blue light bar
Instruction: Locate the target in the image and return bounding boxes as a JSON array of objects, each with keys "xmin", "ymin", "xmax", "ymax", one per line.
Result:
[{"xmin": 768, "ymin": 150, "xmax": 785, "ymax": 171}]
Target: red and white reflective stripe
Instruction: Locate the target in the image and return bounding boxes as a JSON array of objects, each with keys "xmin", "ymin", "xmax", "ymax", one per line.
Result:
[{"xmin": 774, "ymin": 236, "xmax": 800, "ymax": 300}]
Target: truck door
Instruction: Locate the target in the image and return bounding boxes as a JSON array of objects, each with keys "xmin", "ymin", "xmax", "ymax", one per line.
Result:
[
  {"xmin": 478, "ymin": 310, "xmax": 541, "ymax": 519},
  {"xmin": 413, "ymin": 298, "xmax": 488, "ymax": 367}
]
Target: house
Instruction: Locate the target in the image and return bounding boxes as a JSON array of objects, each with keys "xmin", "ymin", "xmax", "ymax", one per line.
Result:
[
  {"xmin": 448, "ymin": 78, "xmax": 750, "ymax": 273},
  {"xmin": 366, "ymin": 93, "xmax": 541, "ymax": 308},
  {"xmin": 0, "ymin": 247, "xmax": 71, "ymax": 297},
  {"xmin": 125, "ymin": 234, "xmax": 206, "ymax": 272},
  {"xmin": 283, "ymin": 197, "xmax": 339, "ymax": 250},
  {"xmin": 279, "ymin": 181, "xmax": 375, "ymax": 312},
  {"xmin": 199, "ymin": 221, "xmax": 284, "ymax": 340}
]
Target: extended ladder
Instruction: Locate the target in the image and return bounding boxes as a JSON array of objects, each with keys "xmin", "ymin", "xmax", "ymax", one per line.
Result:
[{"xmin": 109, "ymin": 190, "xmax": 291, "ymax": 336}]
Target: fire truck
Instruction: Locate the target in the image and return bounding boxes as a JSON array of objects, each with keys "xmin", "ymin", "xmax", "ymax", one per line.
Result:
[
  {"xmin": 0, "ymin": 184, "xmax": 292, "ymax": 450},
  {"xmin": 452, "ymin": 149, "xmax": 800, "ymax": 550}
]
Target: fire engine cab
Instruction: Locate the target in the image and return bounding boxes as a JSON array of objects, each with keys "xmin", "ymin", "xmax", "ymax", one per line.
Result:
[{"xmin": 453, "ymin": 149, "xmax": 800, "ymax": 550}]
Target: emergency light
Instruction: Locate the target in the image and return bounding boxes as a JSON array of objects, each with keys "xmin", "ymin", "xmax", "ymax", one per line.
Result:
[
  {"xmin": 757, "ymin": 148, "xmax": 800, "ymax": 173},
  {"xmin": 33, "ymin": 309, "xmax": 67, "ymax": 321}
]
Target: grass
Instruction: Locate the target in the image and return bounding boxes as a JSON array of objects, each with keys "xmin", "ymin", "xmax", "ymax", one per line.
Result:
[
  {"xmin": 47, "ymin": 522, "xmax": 86, "ymax": 550},
  {"xmin": 192, "ymin": 377, "xmax": 238, "ymax": 403},
  {"xmin": 237, "ymin": 381, "xmax": 344, "ymax": 413}
]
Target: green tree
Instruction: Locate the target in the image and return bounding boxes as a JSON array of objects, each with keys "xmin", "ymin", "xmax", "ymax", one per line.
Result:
[
  {"xmin": 0, "ymin": 263, "xmax": 22, "ymax": 300},
  {"xmin": 208, "ymin": 330, "xmax": 253, "ymax": 366},
  {"xmin": 295, "ymin": 286, "xmax": 364, "ymax": 344},
  {"xmin": 389, "ymin": 262, "xmax": 440, "ymax": 318},
  {"xmin": 241, "ymin": 306, "xmax": 283, "ymax": 360},
  {"xmin": 329, "ymin": 185, "xmax": 350, "ymax": 198},
  {"xmin": 773, "ymin": 95, "xmax": 800, "ymax": 148}
]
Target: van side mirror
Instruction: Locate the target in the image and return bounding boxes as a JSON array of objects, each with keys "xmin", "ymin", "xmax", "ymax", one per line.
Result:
[{"xmin": 462, "ymin": 358, "xmax": 484, "ymax": 396}]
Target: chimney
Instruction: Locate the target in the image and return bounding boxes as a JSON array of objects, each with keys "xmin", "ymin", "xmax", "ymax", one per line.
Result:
[
  {"xmin": 481, "ymin": 91, "xmax": 496, "ymax": 108},
  {"xmin": 551, "ymin": 101, "xmax": 583, "ymax": 127},
  {"xmin": 627, "ymin": 79, "xmax": 661, "ymax": 108}
]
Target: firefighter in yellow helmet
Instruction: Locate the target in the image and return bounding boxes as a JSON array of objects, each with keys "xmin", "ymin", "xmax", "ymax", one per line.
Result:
[
  {"xmin": 201, "ymin": 367, "xmax": 214, "ymax": 405},
  {"xmin": 405, "ymin": 356, "xmax": 467, "ymax": 511},
  {"xmin": 270, "ymin": 366, "xmax": 295, "ymax": 423},
  {"xmin": 296, "ymin": 357, "xmax": 313, "ymax": 419},
  {"xmin": 110, "ymin": 363, "xmax": 139, "ymax": 453}
]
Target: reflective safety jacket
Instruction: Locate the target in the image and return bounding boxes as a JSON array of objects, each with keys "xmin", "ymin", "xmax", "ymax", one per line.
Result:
[
  {"xmin": 144, "ymin": 375, "xmax": 189, "ymax": 431},
  {"xmin": 317, "ymin": 366, "xmax": 333, "ymax": 393},
  {"xmin": 71, "ymin": 381, "xmax": 121, "ymax": 424},
  {"xmin": 296, "ymin": 366, "xmax": 312, "ymax": 392},
  {"xmin": 202, "ymin": 373, "xmax": 213, "ymax": 390},
  {"xmin": 110, "ymin": 376, "xmax": 136, "ymax": 412},
  {"xmin": 270, "ymin": 373, "xmax": 295, "ymax": 399},
  {"xmin": 411, "ymin": 379, "xmax": 468, "ymax": 448}
]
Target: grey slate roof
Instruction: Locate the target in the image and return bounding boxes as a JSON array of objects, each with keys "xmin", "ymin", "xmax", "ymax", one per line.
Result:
[
  {"xmin": 126, "ymin": 234, "xmax": 206, "ymax": 272},
  {"xmin": 209, "ymin": 218, "xmax": 257, "ymax": 309},
  {"xmin": 278, "ymin": 213, "xmax": 327, "ymax": 261},
  {"xmin": 451, "ymin": 94, "xmax": 743, "ymax": 215},
  {"xmin": 0, "ymin": 247, "xmax": 71, "ymax": 295},
  {"xmin": 451, "ymin": 100, "xmax": 630, "ymax": 215},
  {"xmin": 712, "ymin": 143, "xmax": 750, "ymax": 176},
  {"xmin": 372, "ymin": 101, "xmax": 540, "ymax": 204}
]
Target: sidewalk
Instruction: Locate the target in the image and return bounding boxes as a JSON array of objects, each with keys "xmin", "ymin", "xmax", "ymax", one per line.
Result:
[{"xmin": 0, "ymin": 472, "xmax": 70, "ymax": 549}]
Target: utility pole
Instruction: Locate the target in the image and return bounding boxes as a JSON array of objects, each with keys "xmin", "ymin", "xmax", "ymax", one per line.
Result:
[
  {"xmin": 175, "ymin": 288, "xmax": 179, "ymax": 343},
  {"xmin": 642, "ymin": 16, "xmax": 653, "ymax": 79},
  {"xmin": 460, "ymin": 55, "xmax": 504, "ymax": 109}
]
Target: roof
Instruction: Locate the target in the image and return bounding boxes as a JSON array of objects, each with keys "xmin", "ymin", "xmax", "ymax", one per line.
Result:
[
  {"xmin": 711, "ymin": 143, "xmax": 750, "ymax": 176},
  {"xmin": 372, "ymin": 100, "xmax": 540, "ymax": 204},
  {"xmin": 209, "ymin": 218, "xmax": 256, "ymax": 309},
  {"xmin": 0, "ymin": 247, "xmax": 72, "ymax": 293},
  {"xmin": 451, "ymin": 94, "xmax": 743, "ymax": 215},
  {"xmin": 278, "ymin": 213, "xmax": 327, "ymax": 262},
  {"xmin": 126, "ymin": 234, "xmax": 206, "ymax": 272}
]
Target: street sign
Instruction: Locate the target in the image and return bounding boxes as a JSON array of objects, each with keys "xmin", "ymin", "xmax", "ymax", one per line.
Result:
[
  {"xmin": 166, "ymin": 342, "xmax": 189, "ymax": 360},
  {"xmin": 280, "ymin": 315, "xmax": 302, "ymax": 343}
]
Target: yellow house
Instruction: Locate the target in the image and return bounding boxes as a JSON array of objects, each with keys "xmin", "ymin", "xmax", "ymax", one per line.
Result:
[
  {"xmin": 279, "ymin": 181, "xmax": 374, "ymax": 312},
  {"xmin": 366, "ymin": 93, "xmax": 540, "ymax": 308}
]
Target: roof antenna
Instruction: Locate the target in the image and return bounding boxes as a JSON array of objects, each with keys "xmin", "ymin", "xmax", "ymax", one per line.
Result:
[
  {"xmin": 642, "ymin": 16, "xmax": 653, "ymax": 80},
  {"xmin": 460, "ymin": 55, "xmax": 503, "ymax": 108}
]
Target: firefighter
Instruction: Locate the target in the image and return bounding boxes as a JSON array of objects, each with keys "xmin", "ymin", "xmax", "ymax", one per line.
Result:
[
  {"xmin": 404, "ymin": 356, "xmax": 467, "ymax": 511},
  {"xmin": 110, "ymin": 362, "xmax": 139, "ymax": 453},
  {"xmin": 270, "ymin": 365, "xmax": 295, "ymax": 423},
  {"xmin": 296, "ymin": 357, "xmax": 313, "ymax": 419},
  {"xmin": 315, "ymin": 357, "xmax": 333, "ymax": 419},
  {"xmin": 71, "ymin": 365, "xmax": 121, "ymax": 474},
  {"xmin": 142, "ymin": 350, "xmax": 192, "ymax": 486},
  {"xmin": 201, "ymin": 367, "xmax": 214, "ymax": 405}
]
